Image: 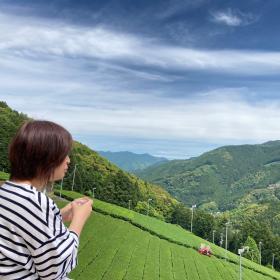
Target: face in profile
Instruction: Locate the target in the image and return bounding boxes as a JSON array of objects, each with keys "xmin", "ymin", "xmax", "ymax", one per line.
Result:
[{"xmin": 51, "ymin": 156, "xmax": 70, "ymax": 182}]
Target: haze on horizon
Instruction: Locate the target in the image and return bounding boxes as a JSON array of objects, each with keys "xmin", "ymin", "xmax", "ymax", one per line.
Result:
[{"xmin": 1, "ymin": 0, "xmax": 280, "ymax": 159}]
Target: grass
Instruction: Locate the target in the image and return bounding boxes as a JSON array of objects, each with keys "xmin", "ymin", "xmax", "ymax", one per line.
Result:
[
  {"xmin": 53, "ymin": 189, "xmax": 280, "ymax": 280},
  {"xmin": 0, "ymin": 171, "xmax": 9, "ymax": 181}
]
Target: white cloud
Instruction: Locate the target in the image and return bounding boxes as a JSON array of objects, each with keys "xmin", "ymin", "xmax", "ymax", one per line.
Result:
[
  {"xmin": 0, "ymin": 13, "xmax": 277, "ymax": 77},
  {"xmin": 211, "ymin": 9, "xmax": 242, "ymax": 26},
  {"xmin": 211, "ymin": 8, "xmax": 258, "ymax": 27},
  {"xmin": 2, "ymin": 84, "xmax": 280, "ymax": 145}
]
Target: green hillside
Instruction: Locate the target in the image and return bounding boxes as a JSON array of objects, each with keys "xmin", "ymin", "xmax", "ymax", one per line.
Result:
[
  {"xmin": 0, "ymin": 101, "xmax": 29, "ymax": 172},
  {"xmin": 53, "ymin": 190, "xmax": 280, "ymax": 280},
  {"xmin": 137, "ymin": 142, "xmax": 280, "ymax": 211},
  {"xmin": 136, "ymin": 144, "xmax": 280, "ymax": 270}
]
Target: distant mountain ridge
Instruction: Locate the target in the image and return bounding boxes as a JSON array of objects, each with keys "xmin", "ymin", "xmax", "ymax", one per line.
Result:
[
  {"xmin": 137, "ymin": 141, "xmax": 280, "ymax": 211},
  {"xmin": 98, "ymin": 150, "xmax": 168, "ymax": 172}
]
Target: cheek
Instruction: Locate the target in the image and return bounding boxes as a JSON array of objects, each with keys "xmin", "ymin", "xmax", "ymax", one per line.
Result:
[{"xmin": 53, "ymin": 165, "xmax": 65, "ymax": 180}]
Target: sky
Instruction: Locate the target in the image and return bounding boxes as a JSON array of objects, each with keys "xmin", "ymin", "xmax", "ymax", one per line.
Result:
[{"xmin": 1, "ymin": 0, "xmax": 280, "ymax": 159}]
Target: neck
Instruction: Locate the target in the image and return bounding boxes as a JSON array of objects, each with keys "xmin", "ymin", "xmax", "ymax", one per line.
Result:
[{"xmin": 12, "ymin": 178, "xmax": 46, "ymax": 191}]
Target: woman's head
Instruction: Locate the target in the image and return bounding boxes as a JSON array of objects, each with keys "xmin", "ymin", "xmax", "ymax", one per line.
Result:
[{"xmin": 9, "ymin": 120, "xmax": 72, "ymax": 186}]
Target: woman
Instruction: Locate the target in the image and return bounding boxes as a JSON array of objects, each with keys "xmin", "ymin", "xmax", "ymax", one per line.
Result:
[{"xmin": 0, "ymin": 120, "xmax": 93, "ymax": 279}]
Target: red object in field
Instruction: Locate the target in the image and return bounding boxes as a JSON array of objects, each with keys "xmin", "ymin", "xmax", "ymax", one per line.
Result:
[{"xmin": 198, "ymin": 246, "xmax": 212, "ymax": 257}]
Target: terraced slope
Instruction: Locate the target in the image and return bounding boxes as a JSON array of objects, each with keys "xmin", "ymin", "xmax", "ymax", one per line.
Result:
[{"xmin": 54, "ymin": 190, "xmax": 280, "ymax": 280}]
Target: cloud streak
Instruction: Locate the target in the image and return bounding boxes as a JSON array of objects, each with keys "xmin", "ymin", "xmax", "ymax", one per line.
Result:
[
  {"xmin": 2, "ymin": 82, "xmax": 280, "ymax": 145},
  {"xmin": 0, "ymin": 13, "xmax": 278, "ymax": 77},
  {"xmin": 211, "ymin": 8, "xmax": 258, "ymax": 27}
]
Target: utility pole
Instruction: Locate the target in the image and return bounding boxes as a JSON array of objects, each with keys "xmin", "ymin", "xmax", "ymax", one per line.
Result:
[
  {"xmin": 225, "ymin": 222, "xmax": 231, "ymax": 260},
  {"xmin": 212, "ymin": 230, "xmax": 216, "ymax": 244},
  {"xmin": 238, "ymin": 246, "xmax": 249, "ymax": 280},
  {"xmin": 190, "ymin": 204, "xmax": 196, "ymax": 233},
  {"xmin": 225, "ymin": 222, "xmax": 231, "ymax": 251},
  {"xmin": 147, "ymin": 198, "xmax": 152, "ymax": 216},
  {"xmin": 92, "ymin": 187, "xmax": 96, "ymax": 198},
  {"xmin": 272, "ymin": 253, "xmax": 275, "ymax": 270},
  {"xmin": 71, "ymin": 164, "xmax": 78, "ymax": 191},
  {"xmin": 259, "ymin": 241, "xmax": 262, "ymax": 265},
  {"xmin": 220, "ymin": 233, "xmax": 224, "ymax": 247},
  {"xmin": 128, "ymin": 199, "xmax": 132, "ymax": 210}
]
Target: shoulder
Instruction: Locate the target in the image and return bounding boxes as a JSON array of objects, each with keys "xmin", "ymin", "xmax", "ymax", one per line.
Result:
[
  {"xmin": 0, "ymin": 182, "xmax": 59, "ymax": 216},
  {"xmin": 41, "ymin": 192, "xmax": 61, "ymax": 216},
  {"xmin": 0, "ymin": 181, "xmax": 42, "ymax": 211}
]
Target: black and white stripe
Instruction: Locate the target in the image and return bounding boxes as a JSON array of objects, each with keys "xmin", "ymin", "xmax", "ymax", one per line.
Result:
[{"xmin": 0, "ymin": 181, "xmax": 79, "ymax": 279}]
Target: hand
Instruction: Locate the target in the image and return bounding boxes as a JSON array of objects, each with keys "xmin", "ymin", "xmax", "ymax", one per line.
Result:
[
  {"xmin": 60, "ymin": 203, "xmax": 73, "ymax": 223},
  {"xmin": 69, "ymin": 197, "xmax": 93, "ymax": 236},
  {"xmin": 72, "ymin": 197, "xmax": 93, "ymax": 221},
  {"xmin": 60, "ymin": 197, "xmax": 91, "ymax": 222}
]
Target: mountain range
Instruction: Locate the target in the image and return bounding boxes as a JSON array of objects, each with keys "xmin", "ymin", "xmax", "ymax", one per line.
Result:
[
  {"xmin": 98, "ymin": 150, "xmax": 168, "ymax": 172},
  {"xmin": 137, "ymin": 141, "xmax": 280, "ymax": 211}
]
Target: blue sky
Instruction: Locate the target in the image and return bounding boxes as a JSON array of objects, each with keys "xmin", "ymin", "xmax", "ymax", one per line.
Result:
[{"xmin": 1, "ymin": 0, "xmax": 280, "ymax": 159}]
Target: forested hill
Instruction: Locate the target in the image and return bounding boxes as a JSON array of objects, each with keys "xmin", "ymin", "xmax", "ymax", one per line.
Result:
[
  {"xmin": 98, "ymin": 150, "xmax": 168, "ymax": 172},
  {"xmin": 0, "ymin": 101, "xmax": 177, "ymax": 220},
  {"xmin": 137, "ymin": 141, "xmax": 280, "ymax": 211},
  {"xmin": 0, "ymin": 101, "xmax": 29, "ymax": 171}
]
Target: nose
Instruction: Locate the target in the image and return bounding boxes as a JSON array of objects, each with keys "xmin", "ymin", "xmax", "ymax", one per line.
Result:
[{"xmin": 66, "ymin": 155, "xmax": 70, "ymax": 165}]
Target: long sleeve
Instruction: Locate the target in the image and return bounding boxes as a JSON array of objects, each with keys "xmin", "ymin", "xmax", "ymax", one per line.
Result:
[
  {"xmin": 28, "ymin": 195, "xmax": 79, "ymax": 279},
  {"xmin": 0, "ymin": 182, "xmax": 79, "ymax": 280}
]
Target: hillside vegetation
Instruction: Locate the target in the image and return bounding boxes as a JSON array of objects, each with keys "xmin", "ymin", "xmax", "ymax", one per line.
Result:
[
  {"xmin": 54, "ymin": 190, "xmax": 280, "ymax": 280},
  {"xmin": 137, "ymin": 142, "xmax": 280, "ymax": 270},
  {"xmin": 0, "ymin": 101, "xmax": 29, "ymax": 172},
  {"xmin": 137, "ymin": 142, "xmax": 280, "ymax": 211}
]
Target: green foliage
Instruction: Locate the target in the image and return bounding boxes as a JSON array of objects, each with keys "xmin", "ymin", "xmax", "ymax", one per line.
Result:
[
  {"xmin": 53, "ymin": 193, "xmax": 280, "ymax": 280},
  {"xmin": 60, "ymin": 141, "xmax": 178, "ymax": 221},
  {"xmin": 193, "ymin": 209, "xmax": 215, "ymax": 240},
  {"xmin": 243, "ymin": 236, "xmax": 260, "ymax": 264},
  {"xmin": 200, "ymin": 201, "xmax": 219, "ymax": 212},
  {"xmin": 138, "ymin": 141, "xmax": 280, "ymax": 211},
  {"xmin": 171, "ymin": 203, "xmax": 191, "ymax": 230},
  {"xmin": 0, "ymin": 101, "xmax": 29, "ymax": 172},
  {"xmin": 0, "ymin": 171, "xmax": 9, "ymax": 180}
]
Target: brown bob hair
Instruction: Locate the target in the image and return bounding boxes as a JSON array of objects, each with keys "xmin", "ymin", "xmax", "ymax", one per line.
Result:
[{"xmin": 9, "ymin": 120, "xmax": 72, "ymax": 185}]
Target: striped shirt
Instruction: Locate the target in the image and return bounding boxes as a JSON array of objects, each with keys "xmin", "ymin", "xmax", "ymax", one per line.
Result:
[{"xmin": 0, "ymin": 181, "xmax": 79, "ymax": 280}]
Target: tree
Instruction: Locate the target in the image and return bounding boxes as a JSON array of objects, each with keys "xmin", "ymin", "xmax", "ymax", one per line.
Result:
[
  {"xmin": 243, "ymin": 236, "xmax": 260, "ymax": 264},
  {"xmin": 193, "ymin": 209, "xmax": 215, "ymax": 239},
  {"xmin": 171, "ymin": 203, "xmax": 191, "ymax": 230}
]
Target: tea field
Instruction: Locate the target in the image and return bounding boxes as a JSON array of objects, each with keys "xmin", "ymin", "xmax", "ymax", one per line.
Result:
[{"xmin": 54, "ymin": 190, "xmax": 280, "ymax": 280}]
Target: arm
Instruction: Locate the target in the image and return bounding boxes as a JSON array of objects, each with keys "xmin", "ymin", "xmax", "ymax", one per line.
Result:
[
  {"xmin": 30, "ymin": 196, "xmax": 92, "ymax": 279},
  {"xmin": 68, "ymin": 199, "xmax": 93, "ymax": 237},
  {"xmin": 22, "ymin": 195, "xmax": 81, "ymax": 280}
]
